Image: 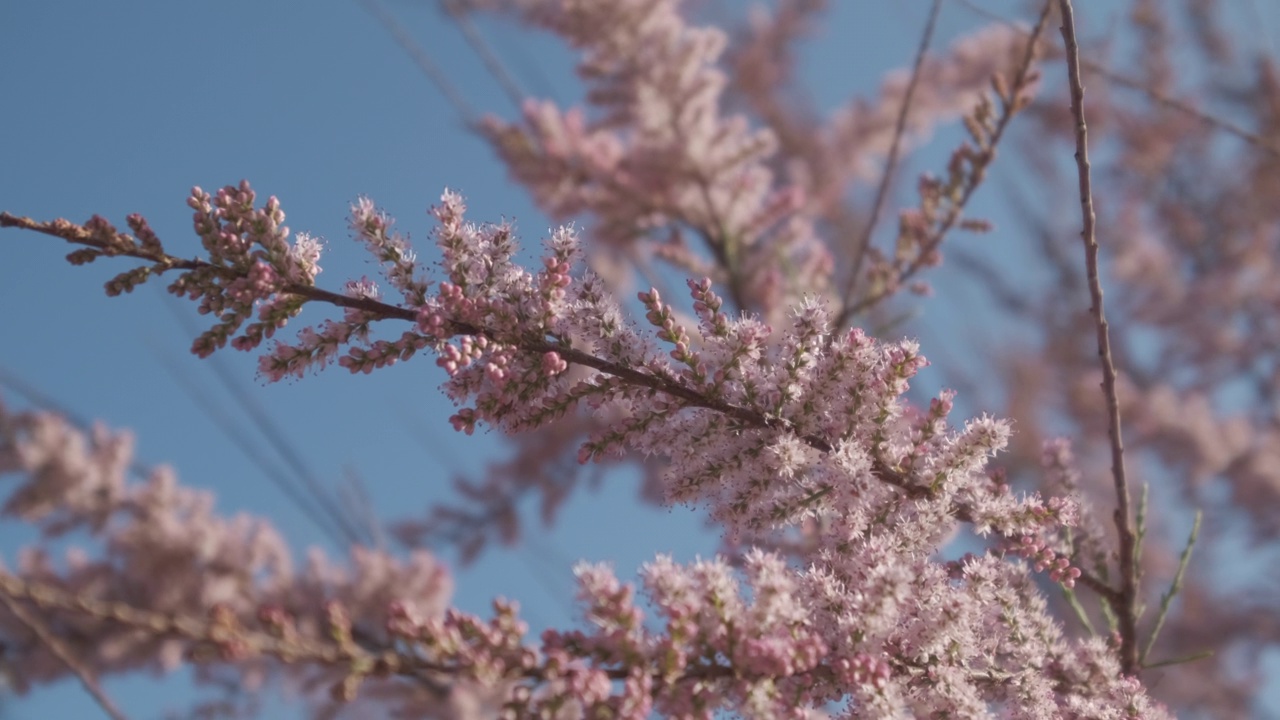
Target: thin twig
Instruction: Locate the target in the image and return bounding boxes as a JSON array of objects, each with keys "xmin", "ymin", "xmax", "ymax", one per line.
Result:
[
  {"xmin": 1073, "ymin": 565, "xmax": 1121, "ymax": 605},
  {"xmin": 836, "ymin": 1, "xmax": 1052, "ymax": 326},
  {"xmin": 1133, "ymin": 481, "xmax": 1148, "ymax": 592},
  {"xmin": 356, "ymin": 0, "xmax": 478, "ymax": 125},
  {"xmin": 1094, "ymin": 70, "xmax": 1280, "ymax": 156},
  {"xmin": 1142, "ymin": 649, "xmax": 1214, "ymax": 670},
  {"xmin": 956, "ymin": 0, "xmax": 1280, "ymax": 157},
  {"xmin": 1141, "ymin": 511, "xmax": 1201, "ymax": 666},
  {"xmin": 441, "ymin": 0, "xmax": 528, "ymax": 111},
  {"xmin": 163, "ymin": 298, "xmax": 376, "ymax": 545},
  {"xmin": 842, "ymin": 0, "xmax": 943, "ymax": 307},
  {"xmin": 0, "ymin": 587, "xmax": 131, "ymax": 720},
  {"xmin": 1060, "ymin": 529, "xmax": 1098, "ymax": 636},
  {"xmin": 1061, "ymin": 588, "xmax": 1097, "ymax": 636},
  {"xmin": 1057, "ymin": 0, "xmax": 1139, "ymax": 676},
  {"xmin": 152, "ymin": 345, "xmax": 367, "ymax": 547}
]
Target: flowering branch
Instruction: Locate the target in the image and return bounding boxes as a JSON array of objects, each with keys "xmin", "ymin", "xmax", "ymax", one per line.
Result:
[
  {"xmin": 834, "ymin": 1, "xmax": 1053, "ymax": 326},
  {"xmin": 2, "ymin": 193, "xmax": 1062, "ymax": 543},
  {"xmin": 840, "ymin": 0, "xmax": 943, "ymax": 310},
  {"xmin": 0, "ymin": 582, "xmax": 131, "ymax": 720},
  {"xmin": 0, "ymin": 170, "xmax": 1177, "ymax": 714}
]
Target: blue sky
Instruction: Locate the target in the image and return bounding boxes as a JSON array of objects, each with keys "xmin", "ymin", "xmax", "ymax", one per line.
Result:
[{"xmin": 2, "ymin": 1, "xmax": 1277, "ymax": 717}]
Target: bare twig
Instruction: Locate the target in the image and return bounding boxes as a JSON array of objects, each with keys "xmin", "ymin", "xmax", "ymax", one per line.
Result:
[
  {"xmin": 1133, "ymin": 481, "xmax": 1148, "ymax": 593},
  {"xmin": 441, "ymin": 0, "xmax": 528, "ymax": 111},
  {"xmin": 153, "ymin": 345, "xmax": 369, "ymax": 547},
  {"xmin": 356, "ymin": 0, "xmax": 478, "ymax": 125},
  {"xmin": 1142, "ymin": 649, "xmax": 1214, "ymax": 670},
  {"xmin": 1092, "ymin": 69, "xmax": 1280, "ymax": 156},
  {"xmin": 957, "ymin": 0, "xmax": 1280, "ymax": 157},
  {"xmin": 0, "ymin": 586, "xmax": 132, "ymax": 720},
  {"xmin": 1062, "ymin": 586, "xmax": 1096, "ymax": 623},
  {"xmin": 841, "ymin": 0, "xmax": 943, "ymax": 307},
  {"xmin": 1057, "ymin": 0, "xmax": 1139, "ymax": 676}
]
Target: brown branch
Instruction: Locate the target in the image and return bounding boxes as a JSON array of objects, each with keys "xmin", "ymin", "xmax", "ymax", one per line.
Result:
[
  {"xmin": 0, "ymin": 583, "xmax": 132, "ymax": 720},
  {"xmin": 1057, "ymin": 0, "xmax": 1138, "ymax": 676},
  {"xmin": 1073, "ymin": 566, "xmax": 1121, "ymax": 604}
]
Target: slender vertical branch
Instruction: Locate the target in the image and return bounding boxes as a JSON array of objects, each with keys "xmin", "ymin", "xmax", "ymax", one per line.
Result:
[
  {"xmin": 841, "ymin": 0, "xmax": 942, "ymax": 306},
  {"xmin": 1057, "ymin": 0, "xmax": 1139, "ymax": 676},
  {"xmin": 0, "ymin": 589, "xmax": 132, "ymax": 720},
  {"xmin": 441, "ymin": 0, "xmax": 529, "ymax": 111}
]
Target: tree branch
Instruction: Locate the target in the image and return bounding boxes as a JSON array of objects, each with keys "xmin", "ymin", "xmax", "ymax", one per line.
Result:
[
  {"xmin": 1057, "ymin": 0, "xmax": 1139, "ymax": 676},
  {"xmin": 842, "ymin": 0, "xmax": 942, "ymax": 306},
  {"xmin": 0, "ymin": 585, "xmax": 132, "ymax": 720},
  {"xmin": 1, "ymin": 210, "xmax": 1002, "ymax": 535}
]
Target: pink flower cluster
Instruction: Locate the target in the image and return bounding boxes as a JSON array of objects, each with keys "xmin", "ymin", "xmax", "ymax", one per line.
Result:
[
  {"xmin": 180, "ymin": 182, "xmax": 323, "ymax": 358},
  {"xmin": 3, "ymin": 179, "xmax": 1170, "ymax": 715},
  {"xmin": 0, "ymin": 398, "xmax": 454, "ymax": 715},
  {"xmin": 400, "ymin": 0, "xmax": 1051, "ymax": 562},
  {"xmin": 470, "ymin": 0, "xmax": 832, "ymax": 321}
]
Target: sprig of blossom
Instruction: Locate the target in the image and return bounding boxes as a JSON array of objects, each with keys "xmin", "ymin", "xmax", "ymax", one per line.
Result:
[
  {"xmin": 1, "ymin": 184, "xmax": 1168, "ymax": 715},
  {"xmin": 466, "ymin": 0, "xmax": 832, "ymax": 320},
  {"xmin": 5, "ymin": 186, "xmax": 1088, "ymax": 561}
]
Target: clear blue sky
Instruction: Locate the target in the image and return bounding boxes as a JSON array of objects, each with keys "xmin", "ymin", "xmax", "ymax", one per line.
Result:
[{"xmin": 1, "ymin": 2, "xmax": 1276, "ymax": 717}]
